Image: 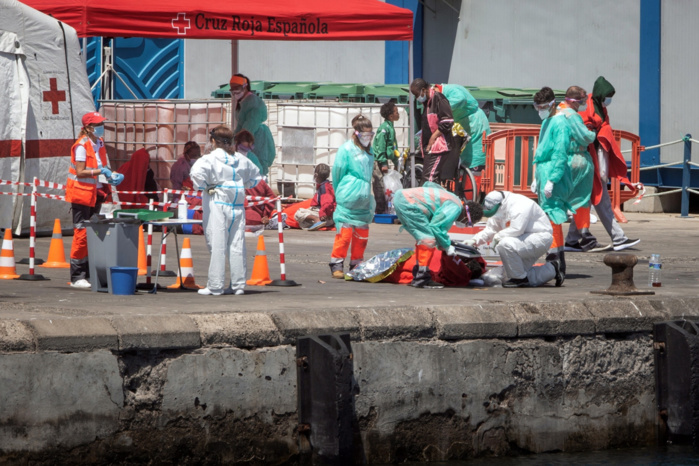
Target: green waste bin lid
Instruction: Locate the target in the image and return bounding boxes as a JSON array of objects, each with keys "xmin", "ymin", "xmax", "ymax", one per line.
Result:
[{"xmin": 114, "ymin": 209, "xmax": 174, "ymax": 221}]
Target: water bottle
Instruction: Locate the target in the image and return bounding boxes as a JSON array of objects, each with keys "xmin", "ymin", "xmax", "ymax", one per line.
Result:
[
  {"xmin": 648, "ymin": 254, "xmax": 662, "ymax": 287},
  {"xmin": 177, "ymin": 193, "xmax": 188, "ymax": 219}
]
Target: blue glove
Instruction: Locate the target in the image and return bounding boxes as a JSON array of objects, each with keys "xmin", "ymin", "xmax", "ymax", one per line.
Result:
[
  {"xmin": 100, "ymin": 167, "xmax": 113, "ymax": 178},
  {"xmin": 109, "ymin": 173, "xmax": 124, "ymax": 186}
]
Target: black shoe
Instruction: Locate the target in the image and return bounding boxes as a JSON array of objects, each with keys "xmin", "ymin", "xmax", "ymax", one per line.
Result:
[
  {"xmin": 546, "ymin": 251, "xmax": 566, "ymax": 275},
  {"xmin": 503, "ymin": 277, "xmax": 530, "ymax": 288},
  {"xmin": 552, "ymin": 260, "xmax": 565, "ymax": 287},
  {"xmin": 564, "ymin": 242, "xmax": 584, "ymax": 252},
  {"xmin": 411, "ymin": 279, "xmax": 445, "ymax": 289},
  {"xmin": 613, "ymin": 238, "xmax": 641, "ymax": 251},
  {"xmin": 590, "ymin": 243, "xmax": 613, "ymax": 253}
]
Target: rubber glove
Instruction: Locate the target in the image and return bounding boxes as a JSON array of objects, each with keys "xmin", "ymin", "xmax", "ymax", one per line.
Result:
[
  {"xmin": 462, "ymin": 239, "xmax": 477, "ymax": 247},
  {"xmin": 100, "ymin": 167, "xmax": 113, "ymax": 178},
  {"xmin": 446, "ymin": 245, "xmax": 456, "ymax": 256},
  {"xmin": 544, "ymin": 181, "xmax": 554, "ymax": 199},
  {"xmin": 530, "ymin": 178, "xmax": 537, "ymax": 194},
  {"xmin": 492, "ymin": 234, "xmax": 502, "ymax": 249},
  {"xmin": 110, "ymin": 173, "xmax": 124, "ymax": 186}
]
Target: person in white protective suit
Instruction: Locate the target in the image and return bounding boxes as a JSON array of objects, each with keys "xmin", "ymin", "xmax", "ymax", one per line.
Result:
[
  {"xmin": 190, "ymin": 125, "xmax": 262, "ymax": 296},
  {"xmin": 465, "ymin": 191, "xmax": 564, "ymax": 288}
]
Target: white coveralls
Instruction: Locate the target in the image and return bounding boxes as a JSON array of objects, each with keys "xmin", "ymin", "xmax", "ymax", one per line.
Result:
[
  {"xmin": 190, "ymin": 148, "xmax": 261, "ymax": 293},
  {"xmin": 472, "ymin": 192, "xmax": 557, "ymax": 286}
]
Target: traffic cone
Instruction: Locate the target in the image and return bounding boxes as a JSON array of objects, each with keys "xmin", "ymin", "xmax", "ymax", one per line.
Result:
[
  {"xmin": 0, "ymin": 229, "xmax": 20, "ymax": 279},
  {"xmin": 39, "ymin": 219, "xmax": 70, "ymax": 268},
  {"xmin": 246, "ymin": 236, "xmax": 273, "ymax": 286},
  {"xmin": 167, "ymin": 237, "xmax": 202, "ymax": 289},
  {"xmin": 137, "ymin": 225, "xmax": 147, "ymax": 276}
]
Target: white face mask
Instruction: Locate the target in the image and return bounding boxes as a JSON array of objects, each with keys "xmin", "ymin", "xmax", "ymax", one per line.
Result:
[
  {"xmin": 603, "ymin": 97, "xmax": 612, "ymax": 107},
  {"xmin": 578, "ymin": 103, "xmax": 587, "ymax": 112},
  {"xmin": 356, "ymin": 131, "xmax": 374, "ymax": 147},
  {"xmin": 232, "ymin": 89, "xmax": 245, "ymax": 99},
  {"xmin": 454, "ymin": 221, "xmax": 467, "ymax": 229},
  {"xmin": 538, "ymin": 109, "xmax": 550, "ymax": 120},
  {"xmin": 416, "ymin": 92, "xmax": 427, "ymax": 104}
]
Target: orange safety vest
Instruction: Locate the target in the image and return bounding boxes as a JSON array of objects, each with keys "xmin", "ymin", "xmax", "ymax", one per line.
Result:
[{"xmin": 65, "ymin": 136, "xmax": 108, "ymax": 207}]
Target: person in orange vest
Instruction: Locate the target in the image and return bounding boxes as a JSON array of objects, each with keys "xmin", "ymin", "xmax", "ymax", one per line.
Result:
[{"xmin": 66, "ymin": 112, "xmax": 123, "ymax": 289}]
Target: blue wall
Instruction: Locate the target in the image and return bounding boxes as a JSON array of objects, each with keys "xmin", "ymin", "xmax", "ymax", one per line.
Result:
[
  {"xmin": 385, "ymin": 0, "xmax": 422, "ymax": 84},
  {"xmin": 639, "ymin": 0, "xmax": 661, "ymax": 167}
]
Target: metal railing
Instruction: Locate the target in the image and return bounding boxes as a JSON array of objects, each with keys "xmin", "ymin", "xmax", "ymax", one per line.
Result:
[{"xmin": 621, "ymin": 134, "xmax": 699, "ymax": 217}]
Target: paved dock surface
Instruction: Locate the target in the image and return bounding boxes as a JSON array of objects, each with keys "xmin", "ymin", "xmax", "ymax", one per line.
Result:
[{"xmin": 1, "ymin": 212, "xmax": 697, "ymax": 320}]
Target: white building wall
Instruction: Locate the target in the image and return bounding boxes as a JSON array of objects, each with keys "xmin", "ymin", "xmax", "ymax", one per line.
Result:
[
  {"xmin": 660, "ymin": 0, "xmax": 698, "ymax": 163},
  {"xmin": 184, "ymin": 39, "xmax": 232, "ymax": 98},
  {"xmin": 238, "ymin": 40, "xmax": 385, "ymax": 84},
  {"xmin": 184, "ymin": 39, "xmax": 386, "ymax": 97},
  {"xmin": 427, "ymin": 0, "xmax": 641, "ymax": 135}
]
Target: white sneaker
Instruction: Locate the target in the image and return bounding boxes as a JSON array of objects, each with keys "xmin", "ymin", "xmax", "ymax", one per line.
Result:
[
  {"xmin": 235, "ymin": 289, "xmax": 244, "ymax": 295},
  {"xmin": 70, "ymin": 279, "xmax": 91, "ymax": 289},
  {"xmin": 223, "ymin": 288, "xmax": 245, "ymax": 295},
  {"xmin": 197, "ymin": 287, "xmax": 223, "ymax": 296}
]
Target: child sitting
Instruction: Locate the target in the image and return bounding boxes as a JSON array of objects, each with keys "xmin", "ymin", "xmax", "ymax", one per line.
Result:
[{"xmin": 295, "ymin": 163, "xmax": 336, "ymax": 230}]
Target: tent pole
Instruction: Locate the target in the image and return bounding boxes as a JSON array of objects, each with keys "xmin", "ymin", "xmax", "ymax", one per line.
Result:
[
  {"xmin": 230, "ymin": 40, "xmax": 239, "ymax": 128},
  {"xmin": 408, "ymin": 40, "xmax": 416, "ymax": 188}
]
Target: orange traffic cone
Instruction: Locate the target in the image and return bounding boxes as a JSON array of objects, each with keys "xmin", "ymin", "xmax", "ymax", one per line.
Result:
[
  {"xmin": 137, "ymin": 225, "xmax": 147, "ymax": 276},
  {"xmin": 167, "ymin": 237, "xmax": 202, "ymax": 289},
  {"xmin": 246, "ymin": 236, "xmax": 273, "ymax": 286},
  {"xmin": 0, "ymin": 229, "xmax": 20, "ymax": 279},
  {"xmin": 39, "ymin": 219, "xmax": 70, "ymax": 268}
]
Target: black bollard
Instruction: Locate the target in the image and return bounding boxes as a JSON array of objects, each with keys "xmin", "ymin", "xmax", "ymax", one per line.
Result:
[
  {"xmin": 296, "ymin": 334, "xmax": 354, "ymax": 464},
  {"xmin": 591, "ymin": 253, "xmax": 655, "ymax": 296},
  {"xmin": 654, "ymin": 320, "xmax": 699, "ymax": 449}
]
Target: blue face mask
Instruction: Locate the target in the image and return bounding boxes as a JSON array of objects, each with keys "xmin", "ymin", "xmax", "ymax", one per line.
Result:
[{"xmin": 93, "ymin": 125, "xmax": 105, "ymax": 138}]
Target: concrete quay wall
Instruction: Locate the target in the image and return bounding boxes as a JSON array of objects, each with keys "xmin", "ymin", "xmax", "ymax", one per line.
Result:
[{"xmin": 1, "ymin": 297, "xmax": 697, "ymax": 464}]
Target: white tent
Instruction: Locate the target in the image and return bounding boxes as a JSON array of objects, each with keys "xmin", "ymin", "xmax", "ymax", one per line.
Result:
[{"xmin": 0, "ymin": 0, "xmax": 94, "ymax": 235}]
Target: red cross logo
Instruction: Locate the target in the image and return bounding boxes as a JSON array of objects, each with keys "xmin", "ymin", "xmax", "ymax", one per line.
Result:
[
  {"xmin": 43, "ymin": 78, "xmax": 66, "ymax": 115},
  {"xmin": 172, "ymin": 13, "xmax": 191, "ymax": 35}
]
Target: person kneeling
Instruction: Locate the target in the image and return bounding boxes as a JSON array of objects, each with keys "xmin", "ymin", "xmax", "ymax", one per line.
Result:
[
  {"xmin": 467, "ymin": 191, "xmax": 564, "ymax": 288},
  {"xmin": 394, "ymin": 181, "xmax": 482, "ymax": 289}
]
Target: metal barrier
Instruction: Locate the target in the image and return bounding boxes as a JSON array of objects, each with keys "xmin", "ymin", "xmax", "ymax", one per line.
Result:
[
  {"xmin": 622, "ymin": 134, "xmax": 699, "ymax": 218},
  {"xmin": 482, "ymin": 126, "xmax": 642, "ymax": 223}
]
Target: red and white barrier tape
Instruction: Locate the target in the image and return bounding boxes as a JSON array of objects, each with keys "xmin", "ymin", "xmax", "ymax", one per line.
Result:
[{"xmin": 0, "ymin": 180, "xmax": 31, "ymax": 187}]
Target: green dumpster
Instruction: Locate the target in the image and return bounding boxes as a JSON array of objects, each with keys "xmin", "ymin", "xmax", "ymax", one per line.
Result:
[
  {"xmin": 364, "ymin": 84, "xmax": 409, "ymax": 104},
  {"xmin": 263, "ymin": 82, "xmax": 317, "ymax": 100},
  {"xmin": 467, "ymin": 87, "xmax": 566, "ymax": 124},
  {"xmin": 308, "ymin": 83, "xmax": 366, "ymax": 102},
  {"xmin": 210, "ymin": 80, "xmax": 275, "ymax": 98}
]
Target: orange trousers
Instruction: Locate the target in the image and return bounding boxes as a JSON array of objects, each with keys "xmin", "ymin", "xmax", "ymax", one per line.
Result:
[
  {"xmin": 549, "ymin": 222, "xmax": 564, "ymax": 254},
  {"xmin": 572, "ymin": 205, "xmax": 590, "ymax": 231},
  {"xmin": 331, "ymin": 226, "xmax": 369, "ymax": 265},
  {"xmin": 415, "ymin": 244, "xmax": 435, "ymax": 267}
]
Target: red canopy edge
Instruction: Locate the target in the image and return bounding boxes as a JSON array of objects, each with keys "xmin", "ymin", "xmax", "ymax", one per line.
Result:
[{"xmin": 21, "ymin": 0, "xmax": 414, "ymax": 41}]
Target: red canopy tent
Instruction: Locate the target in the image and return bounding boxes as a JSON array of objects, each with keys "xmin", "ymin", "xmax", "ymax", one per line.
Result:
[
  {"xmin": 20, "ymin": 0, "xmax": 413, "ymax": 41},
  {"xmin": 22, "ymin": 0, "xmax": 420, "ymax": 182}
]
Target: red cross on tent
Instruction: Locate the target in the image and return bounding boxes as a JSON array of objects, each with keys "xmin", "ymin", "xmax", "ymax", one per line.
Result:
[
  {"xmin": 171, "ymin": 13, "xmax": 190, "ymax": 35},
  {"xmin": 43, "ymin": 77, "xmax": 66, "ymax": 114}
]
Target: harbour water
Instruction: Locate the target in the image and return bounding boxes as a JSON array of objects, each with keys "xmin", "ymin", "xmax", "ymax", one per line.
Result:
[{"xmin": 387, "ymin": 445, "xmax": 699, "ymax": 465}]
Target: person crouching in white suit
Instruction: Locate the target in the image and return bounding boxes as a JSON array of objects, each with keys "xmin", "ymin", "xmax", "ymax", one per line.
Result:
[
  {"xmin": 190, "ymin": 125, "xmax": 262, "ymax": 296},
  {"xmin": 466, "ymin": 191, "xmax": 564, "ymax": 288}
]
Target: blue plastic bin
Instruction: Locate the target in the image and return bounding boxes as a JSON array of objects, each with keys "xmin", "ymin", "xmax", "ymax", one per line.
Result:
[
  {"xmin": 109, "ymin": 266, "xmax": 139, "ymax": 295},
  {"xmin": 374, "ymin": 214, "xmax": 399, "ymax": 224}
]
